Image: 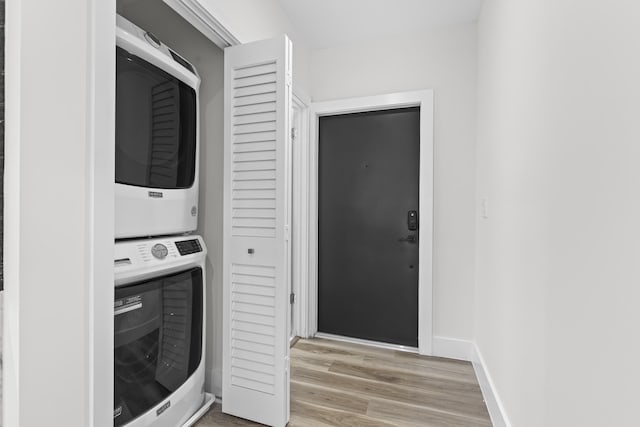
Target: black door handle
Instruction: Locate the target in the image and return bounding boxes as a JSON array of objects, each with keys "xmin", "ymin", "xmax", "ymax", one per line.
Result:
[
  {"xmin": 398, "ymin": 235, "xmax": 418, "ymax": 243},
  {"xmin": 408, "ymin": 210, "xmax": 418, "ymax": 231}
]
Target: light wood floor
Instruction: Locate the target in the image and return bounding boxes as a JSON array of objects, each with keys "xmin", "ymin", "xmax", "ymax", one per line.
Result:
[{"xmin": 195, "ymin": 338, "xmax": 492, "ymax": 426}]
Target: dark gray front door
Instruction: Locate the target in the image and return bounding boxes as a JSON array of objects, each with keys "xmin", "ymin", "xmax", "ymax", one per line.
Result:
[{"xmin": 318, "ymin": 107, "xmax": 420, "ymax": 347}]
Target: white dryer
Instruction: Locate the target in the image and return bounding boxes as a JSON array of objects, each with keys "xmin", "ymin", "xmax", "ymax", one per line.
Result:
[
  {"xmin": 114, "ymin": 235, "xmax": 213, "ymax": 427},
  {"xmin": 115, "ymin": 15, "xmax": 201, "ymax": 239}
]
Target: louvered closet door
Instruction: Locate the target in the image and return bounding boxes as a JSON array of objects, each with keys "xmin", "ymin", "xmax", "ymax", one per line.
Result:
[{"xmin": 222, "ymin": 35, "xmax": 292, "ymax": 427}]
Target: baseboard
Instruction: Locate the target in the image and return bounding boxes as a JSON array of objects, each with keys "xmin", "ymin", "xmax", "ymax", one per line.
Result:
[
  {"xmin": 205, "ymin": 367, "xmax": 222, "ymax": 397},
  {"xmin": 432, "ymin": 336, "xmax": 473, "ymax": 361},
  {"xmin": 471, "ymin": 344, "xmax": 512, "ymax": 427}
]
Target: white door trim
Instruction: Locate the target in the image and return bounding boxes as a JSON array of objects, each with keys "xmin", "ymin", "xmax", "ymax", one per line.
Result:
[
  {"xmin": 291, "ymin": 92, "xmax": 310, "ymax": 340},
  {"xmin": 163, "ymin": 0, "xmax": 241, "ymax": 48},
  {"xmin": 305, "ymin": 90, "xmax": 434, "ymax": 355}
]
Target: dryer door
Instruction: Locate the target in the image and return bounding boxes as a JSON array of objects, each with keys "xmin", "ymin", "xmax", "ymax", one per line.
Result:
[
  {"xmin": 113, "ymin": 267, "xmax": 203, "ymax": 426},
  {"xmin": 115, "ymin": 46, "xmax": 197, "ymax": 190}
]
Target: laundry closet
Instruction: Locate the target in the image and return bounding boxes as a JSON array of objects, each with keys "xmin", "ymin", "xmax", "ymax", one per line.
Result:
[
  {"xmin": 114, "ymin": 0, "xmax": 225, "ymax": 425},
  {"xmin": 4, "ymin": 0, "xmax": 302, "ymax": 425}
]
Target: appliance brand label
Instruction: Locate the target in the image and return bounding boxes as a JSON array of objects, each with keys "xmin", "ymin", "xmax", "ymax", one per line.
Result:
[
  {"xmin": 114, "ymin": 406, "xmax": 122, "ymax": 419},
  {"xmin": 149, "ymin": 191, "xmax": 163, "ymax": 198},
  {"xmin": 156, "ymin": 400, "xmax": 171, "ymax": 417}
]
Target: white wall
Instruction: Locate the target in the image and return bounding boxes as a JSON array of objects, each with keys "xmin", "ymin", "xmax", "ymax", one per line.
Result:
[
  {"xmin": 5, "ymin": 0, "xmax": 115, "ymax": 425},
  {"xmin": 117, "ymin": 0, "xmax": 226, "ymax": 396},
  {"xmin": 311, "ymin": 24, "xmax": 478, "ymax": 341},
  {"xmin": 197, "ymin": 0, "xmax": 311, "ymax": 96},
  {"xmin": 476, "ymin": 0, "xmax": 640, "ymax": 425}
]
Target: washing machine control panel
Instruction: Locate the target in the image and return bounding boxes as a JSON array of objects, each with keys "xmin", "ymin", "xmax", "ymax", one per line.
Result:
[
  {"xmin": 114, "ymin": 236, "xmax": 206, "ymax": 275},
  {"xmin": 134, "ymin": 240, "xmax": 178, "ymax": 263},
  {"xmin": 175, "ymin": 239, "xmax": 202, "ymax": 256}
]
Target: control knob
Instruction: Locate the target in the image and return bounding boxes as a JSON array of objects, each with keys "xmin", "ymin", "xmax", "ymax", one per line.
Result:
[{"xmin": 151, "ymin": 243, "xmax": 168, "ymax": 259}]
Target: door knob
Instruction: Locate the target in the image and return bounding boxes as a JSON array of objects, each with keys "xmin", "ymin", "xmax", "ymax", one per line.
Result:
[{"xmin": 397, "ymin": 235, "xmax": 417, "ymax": 243}]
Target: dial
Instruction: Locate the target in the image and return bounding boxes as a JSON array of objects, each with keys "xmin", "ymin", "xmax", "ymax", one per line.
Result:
[{"xmin": 151, "ymin": 243, "xmax": 168, "ymax": 259}]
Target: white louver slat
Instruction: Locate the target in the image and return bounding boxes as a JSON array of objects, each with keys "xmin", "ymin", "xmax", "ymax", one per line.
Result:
[
  {"xmin": 223, "ymin": 35, "xmax": 292, "ymax": 427},
  {"xmin": 230, "ymin": 264, "xmax": 276, "ymax": 394},
  {"xmin": 231, "ymin": 60, "xmax": 278, "ymax": 239}
]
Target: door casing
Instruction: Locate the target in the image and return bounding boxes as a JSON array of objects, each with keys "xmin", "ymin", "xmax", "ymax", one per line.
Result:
[
  {"xmin": 304, "ymin": 91, "xmax": 434, "ymax": 355},
  {"xmin": 290, "ymin": 92, "xmax": 310, "ymax": 341}
]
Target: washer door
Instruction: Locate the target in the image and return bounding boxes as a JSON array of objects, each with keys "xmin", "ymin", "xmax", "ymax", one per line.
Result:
[{"xmin": 113, "ymin": 267, "xmax": 203, "ymax": 426}]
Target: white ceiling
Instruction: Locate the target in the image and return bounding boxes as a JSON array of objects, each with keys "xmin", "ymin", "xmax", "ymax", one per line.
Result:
[{"xmin": 277, "ymin": 0, "xmax": 484, "ymax": 50}]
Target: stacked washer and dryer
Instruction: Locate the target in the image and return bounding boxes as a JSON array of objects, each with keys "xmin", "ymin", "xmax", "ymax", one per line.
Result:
[{"xmin": 113, "ymin": 15, "xmax": 214, "ymax": 427}]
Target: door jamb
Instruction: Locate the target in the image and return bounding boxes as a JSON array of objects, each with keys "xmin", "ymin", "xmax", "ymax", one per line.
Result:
[
  {"xmin": 304, "ymin": 90, "xmax": 434, "ymax": 355},
  {"xmin": 163, "ymin": 0, "xmax": 240, "ymax": 48},
  {"xmin": 291, "ymin": 91, "xmax": 310, "ymax": 340}
]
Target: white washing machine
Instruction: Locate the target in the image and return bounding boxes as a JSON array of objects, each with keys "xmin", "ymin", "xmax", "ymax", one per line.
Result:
[{"xmin": 114, "ymin": 235, "xmax": 214, "ymax": 427}]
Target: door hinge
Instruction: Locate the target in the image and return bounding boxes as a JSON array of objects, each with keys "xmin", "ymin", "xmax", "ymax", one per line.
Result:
[
  {"xmin": 290, "ymin": 293, "xmax": 295, "ymax": 304},
  {"xmin": 286, "ymin": 72, "xmax": 293, "ymax": 87},
  {"xmin": 291, "ymin": 127, "xmax": 297, "ymax": 141}
]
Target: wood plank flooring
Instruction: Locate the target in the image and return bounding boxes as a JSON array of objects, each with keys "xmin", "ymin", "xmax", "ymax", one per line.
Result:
[{"xmin": 195, "ymin": 338, "xmax": 492, "ymax": 426}]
